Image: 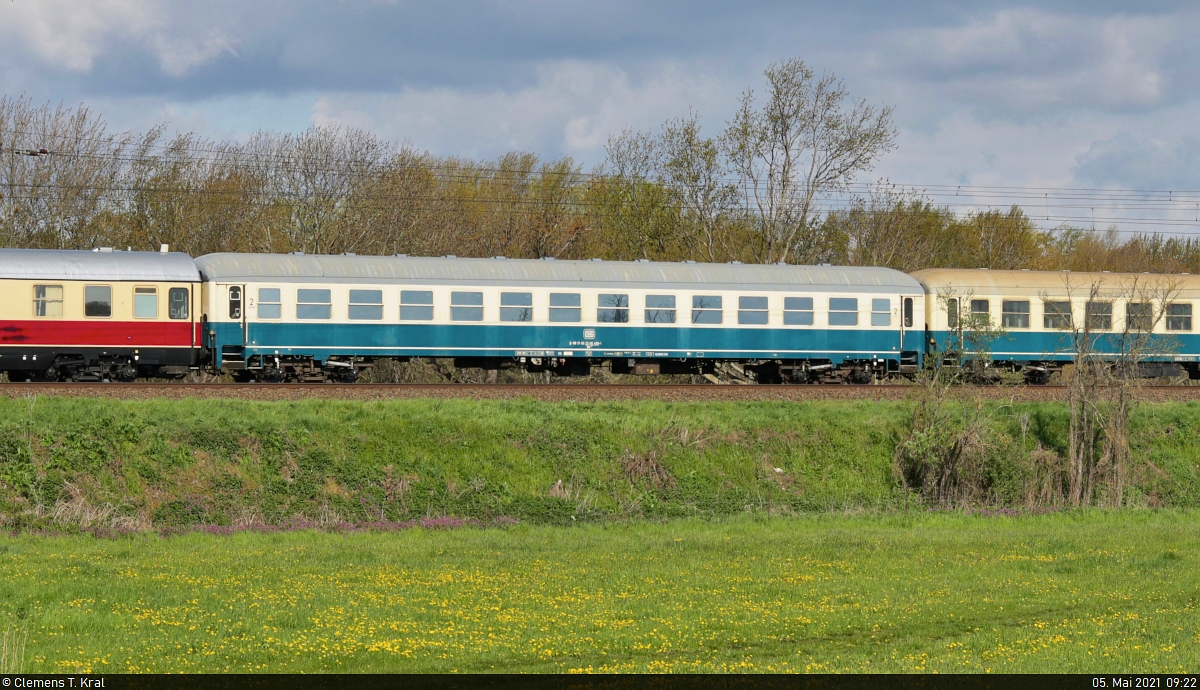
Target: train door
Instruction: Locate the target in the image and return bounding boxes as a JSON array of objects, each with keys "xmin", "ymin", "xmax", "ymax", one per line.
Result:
[
  {"xmin": 227, "ymin": 284, "xmax": 247, "ymax": 345},
  {"xmin": 899, "ymin": 296, "xmax": 918, "ymax": 372}
]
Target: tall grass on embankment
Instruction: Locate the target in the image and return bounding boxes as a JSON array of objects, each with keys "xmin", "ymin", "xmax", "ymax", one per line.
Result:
[{"xmin": 0, "ymin": 396, "xmax": 1198, "ymax": 531}]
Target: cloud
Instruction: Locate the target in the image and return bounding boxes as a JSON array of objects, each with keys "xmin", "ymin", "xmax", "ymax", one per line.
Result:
[
  {"xmin": 0, "ymin": 0, "xmax": 236, "ymax": 79},
  {"xmin": 310, "ymin": 60, "xmax": 733, "ymax": 162},
  {"xmin": 892, "ymin": 8, "xmax": 1182, "ymax": 113},
  {"xmin": 1073, "ymin": 131, "xmax": 1200, "ymax": 191}
]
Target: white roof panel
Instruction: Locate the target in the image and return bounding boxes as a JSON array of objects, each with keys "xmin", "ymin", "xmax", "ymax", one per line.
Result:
[
  {"xmin": 0, "ymin": 249, "xmax": 200, "ymax": 282},
  {"xmin": 194, "ymin": 253, "xmax": 922, "ymax": 293}
]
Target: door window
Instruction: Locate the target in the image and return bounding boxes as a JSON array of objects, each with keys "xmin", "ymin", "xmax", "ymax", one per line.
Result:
[{"xmin": 228, "ymin": 286, "xmax": 242, "ymax": 320}]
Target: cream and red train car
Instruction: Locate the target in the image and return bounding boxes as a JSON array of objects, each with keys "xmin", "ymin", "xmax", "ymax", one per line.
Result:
[{"xmin": 0, "ymin": 248, "xmax": 202, "ymax": 381}]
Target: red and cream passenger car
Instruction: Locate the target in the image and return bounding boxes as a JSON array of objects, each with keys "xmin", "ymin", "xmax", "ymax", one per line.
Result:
[{"xmin": 0, "ymin": 248, "xmax": 202, "ymax": 381}]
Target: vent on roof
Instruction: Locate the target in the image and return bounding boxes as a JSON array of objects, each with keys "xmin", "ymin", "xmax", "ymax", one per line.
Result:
[
  {"xmin": 542, "ymin": 257, "xmax": 556, "ymax": 261},
  {"xmin": 94, "ymin": 247, "xmax": 114, "ymax": 253},
  {"xmin": 683, "ymin": 260, "xmax": 697, "ymax": 264},
  {"xmin": 492, "ymin": 256, "xmax": 506, "ymax": 260},
  {"xmin": 819, "ymin": 262, "xmax": 831, "ymax": 267},
  {"xmin": 1102, "ymin": 270, "xmax": 1111, "ymax": 273},
  {"xmin": 160, "ymin": 244, "xmax": 169, "ymax": 253},
  {"xmin": 444, "ymin": 254, "xmax": 457, "ymax": 259},
  {"xmin": 394, "ymin": 254, "xmax": 407, "ymax": 258},
  {"xmin": 636, "ymin": 258, "xmax": 650, "ymax": 263},
  {"xmin": 343, "ymin": 252, "xmax": 356, "ymax": 256},
  {"xmin": 292, "ymin": 251, "xmax": 305, "ymax": 256},
  {"xmin": 776, "ymin": 261, "xmax": 788, "ymax": 266},
  {"xmin": 979, "ymin": 267, "xmax": 989, "ymax": 270},
  {"xmin": 728, "ymin": 261, "xmax": 742, "ymax": 265}
]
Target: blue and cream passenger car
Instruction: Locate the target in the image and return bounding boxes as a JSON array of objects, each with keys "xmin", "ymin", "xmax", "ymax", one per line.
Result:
[
  {"xmin": 196, "ymin": 253, "xmax": 926, "ymax": 382},
  {"xmin": 913, "ymin": 268, "xmax": 1200, "ymax": 382}
]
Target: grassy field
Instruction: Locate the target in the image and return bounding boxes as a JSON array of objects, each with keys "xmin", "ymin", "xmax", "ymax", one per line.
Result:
[
  {"xmin": 1, "ymin": 396, "xmax": 1199, "ymax": 533},
  {"xmin": 1, "ymin": 511, "xmax": 1197, "ymax": 673}
]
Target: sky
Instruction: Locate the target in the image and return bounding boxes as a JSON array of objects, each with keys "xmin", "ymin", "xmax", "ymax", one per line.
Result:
[{"xmin": 2, "ymin": 1, "xmax": 1199, "ymax": 229}]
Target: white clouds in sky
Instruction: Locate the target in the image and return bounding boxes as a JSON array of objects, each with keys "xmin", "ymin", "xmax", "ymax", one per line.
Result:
[{"xmin": 1, "ymin": 1, "xmax": 1199, "ymax": 197}]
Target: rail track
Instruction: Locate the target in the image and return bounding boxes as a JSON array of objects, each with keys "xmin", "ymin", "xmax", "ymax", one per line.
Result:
[{"xmin": 1, "ymin": 381, "xmax": 1199, "ymax": 402}]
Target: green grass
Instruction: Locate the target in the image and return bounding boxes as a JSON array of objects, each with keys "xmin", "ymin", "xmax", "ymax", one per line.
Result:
[
  {"xmin": 0, "ymin": 511, "xmax": 1197, "ymax": 673},
  {"xmin": 1, "ymin": 397, "xmax": 1198, "ymax": 533}
]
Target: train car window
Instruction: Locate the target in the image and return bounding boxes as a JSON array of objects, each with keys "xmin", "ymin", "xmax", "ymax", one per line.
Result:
[
  {"xmin": 297, "ymin": 288, "xmax": 332, "ymax": 320},
  {"xmin": 946, "ymin": 298, "xmax": 959, "ymax": 329},
  {"xmin": 33, "ymin": 285, "xmax": 63, "ymax": 317},
  {"xmin": 598, "ymin": 294, "xmax": 629, "ymax": 323},
  {"xmin": 85, "ymin": 285, "xmax": 112, "ymax": 318},
  {"xmin": 1167, "ymin": 303, "xmax": 1192, "ymax": 331},
  {"xmin": 738, "ymin": 296, "xmax": 768, "ymax": 325},
  {"xmin": 904, "ymin": 297, "xmax": 914, "ymax": 327},
  {"xmin": 1126, "ymin": 302, "xmax": 1153, "ymax": 331},
  {"xmin": 257, "ymin": 288, "xmax": 280, "ymax": 319},
  {"xmin": 349, "ymin": 290, "xmax": 384, "ymax": 320},
  {"xmin": 646, "ymin": 295, "xmax": 676, "ymax": 324},
  {"xmin": 783, "ymin": 297, "xmax": 813, "ymax": 326},
  {"xmin": 500, "ymin": 292, "xmax": 533, "ymax": 322},
  {"xmin": 692, "ymin": 295, "xmax": 722, "ymax": 324},
  {"xmin": 828, "ymin": 297, "xmax": 858, "ymax": 326},
  {"xmin": 228, "ymin": 286, "xmax": 242, "ymax": 319},
  {"xmin": 549, "ymin": 293, "xmax": 580, "ymax": 323},
  {"xmin": 134, "ymin": 287, "xmax": 158, "ymax": 319},
  {"xmin": 871, "ymin": 298, "xmax": 891, "ymax": 327},
  {"xmin": 169, "ymin": 288, "xmax": 190, "ymax": 320},
  {"xmin": 1043, "ymin": 301, "xmax": 1072, "ymax": 330},
  {"xmin": 1001, "ymin": 300, "xmax": 1030, "ymax": 329},
  {"xmin": 401, "ymin": 290, "xmax": 434, "ymax": 321},
  {"xmin": 971, "ymin": 299, "xmax": 989, "ymax": 315},
  {"xmin": 451, "ymin": 291, "xmax": 484, "ymax": 322},
  {"xmin": 1086, "ymin": 301, "xmax": 1112, "ymax": 331}
]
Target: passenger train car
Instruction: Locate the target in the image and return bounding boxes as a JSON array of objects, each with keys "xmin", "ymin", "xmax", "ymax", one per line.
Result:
[
  {"xmin": 0, "ymin": 248, "xmax": 201, "ymax": 381},
  {"xmin": 5, "ymin": 246, "xmax": 1198, "ymax": 384},
  {"xmin": 195, "ymin": 253, "xmax": 926, "ymax": 383},
  {"xmin": 914, "ymin": 268, "xmax": 1200, "ymax": 382}
]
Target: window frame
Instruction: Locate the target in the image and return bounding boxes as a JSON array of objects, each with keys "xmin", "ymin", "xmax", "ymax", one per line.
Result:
[
  {"xmin": 32, "ymin": 284, "xmax": 63, "ymax": 318},
  {"xmin": 738, "ymin": 296, "xmax": 769, "ymax": 325},
  {"xmin": 1043, "ymin": 301, "xmax": 1073, "ymax": 330},
  {"xmin": 549, "ymin": 292, "xmax": 581, "ymax": 323},
  {"xmin": 1086, "ymin": 301, "xmax": 1112, "ymax": 331},
  {"xmin": 257, "ymin": 287, "xmax": 281, "ymax": 320},
  {"xmin": 828, "ymin": 297, "xmax": 858, "ymax": 327},
  {"xmin": 597, "ymin": 293, "xmax": 630, "ymax": 324},
  {"xmin": 783, "ymin": 296, "xmax": 814, "ymax": 326},
  {"xmin": 691, "ymin": 295, "xmax": 723, "ymax": 325},
  {"xmin": 168, "ymin": 287, "xmax": 190, "ymax": 320},
  {"xmin": 870, "ymin": 298, "xmax": 891, "ymax": 327},
  {"xmin": 1126, "ymin": 302, "xmax": 1154, "ymax": 331},
  {"xmin": 450, "ymin": 291, "xmax": 484, "ymax": 322},
  {"xmin": 348, "ymin": 289, "xmax": 384, "ymax": 321},
  {"xmin": 1001, "ymin": 300, "xmax": 1030, "ymax": 329},
  {"xmin": 400, "ymin": 290, "xmax": 434, "ymax": 322},
  {"xmin": 133, "ymin": 286, "xmax": 159, "ymax": 319},
  {"xmin": 296, "ymin": 288, "xmax": 332, "ymax": 320},
  {"xmin": 500, "ymin": 292, "xmax": 534, "ymax": 323},
  {"xmin": 84, "ymin": 284, "xmax": 113, "ymax": 319},
  {"xmin": 645, "ymin": 294, "xmax": 677, "ymax": 324},
  {"xmin": 1167, "ymin": 302, "xmax": 1192, "ymax": 332}
]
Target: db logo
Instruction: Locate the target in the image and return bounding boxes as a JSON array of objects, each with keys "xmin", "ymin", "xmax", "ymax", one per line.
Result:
[{"xmin": 583, "ymin": 329, "xmax": 596, "ymax": 339}]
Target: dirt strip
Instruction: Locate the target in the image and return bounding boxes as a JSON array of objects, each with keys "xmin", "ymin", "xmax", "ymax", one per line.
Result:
[{"xmin": 2, "ymin": 382, "xmax": 1200, "ymax": 403}]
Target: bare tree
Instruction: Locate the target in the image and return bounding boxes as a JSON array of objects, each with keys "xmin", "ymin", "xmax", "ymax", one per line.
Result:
[
  {"xmin": 1060, "ymin": 275, "xmax": 1182, "ymax": 507},
  {"xmin": 657, "ymin": 113, "xmax": 740, "ymax": 263},
  {"xmin": 722, "ymin": 59, "xmax": 897, "ymax": 264}
]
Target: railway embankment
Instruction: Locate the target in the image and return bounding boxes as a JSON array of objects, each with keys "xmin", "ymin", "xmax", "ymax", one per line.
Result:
[{"xmin": 0, "ymin": 396, "xmax": 1197, "ymax": 532}]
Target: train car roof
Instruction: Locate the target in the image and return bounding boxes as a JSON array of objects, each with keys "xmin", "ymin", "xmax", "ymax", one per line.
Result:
[
  {"xmin": 194, "ymin": 253, "xmax": 923, "ymax": 293},
  {"xmin": 910, "ymin": 268, "xmax": 1200, "ymax": 296},
  {"xmin": 0, "ymin": 248, "xmax": 201, "ymax": 282}
]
